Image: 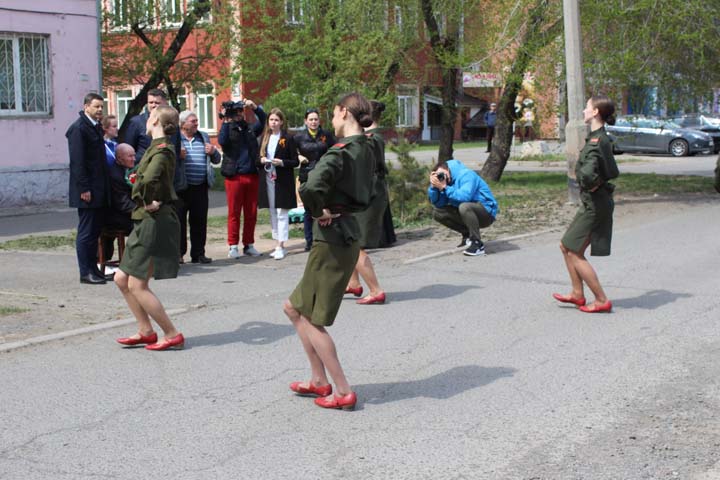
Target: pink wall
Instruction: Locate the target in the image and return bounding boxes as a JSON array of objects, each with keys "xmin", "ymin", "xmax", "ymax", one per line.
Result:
[{"xmin": 0, "ymin": 1, "xmax": 100, "ymax": 205}]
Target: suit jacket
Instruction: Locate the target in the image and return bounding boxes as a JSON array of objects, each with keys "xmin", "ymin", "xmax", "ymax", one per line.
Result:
[
  {"xmin": 257, "ymin": 131, "xmax": 299, "ymax": 210},
  {"xmin": 66, "ymin": 112, "xmax": 110, "ymax": 209}
]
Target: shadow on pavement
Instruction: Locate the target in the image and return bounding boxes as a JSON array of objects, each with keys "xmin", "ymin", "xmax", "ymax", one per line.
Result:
[
  {"xmin": 186, "ymin": 321, "xmax": 294, "ymax": 348},
  {"xmin": 387, "ymin": 283, "xmax": 481, "ymax": 302},
  {"xmin": 612, "ymin": 289, "xmax": 692, "ymax": 310},
  {"xmin": 487, "ymin": 240, "xmax": 521, "ymax": 253},
  {"xmin": 354, "ymin": 365, "xmax": 516, "ymax": 409}
]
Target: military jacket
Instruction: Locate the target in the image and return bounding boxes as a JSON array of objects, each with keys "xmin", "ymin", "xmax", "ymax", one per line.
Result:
[
  {"xmin": 576, "ymin": 126, "xmax": 619, "ymax": 192},
  {"xmin": 131, "ymin": 137, "xmax": 178, "ymax": 221},
  {"xmin": 300, "ymin": 134, "xmax": 375, "ymax": 245}
]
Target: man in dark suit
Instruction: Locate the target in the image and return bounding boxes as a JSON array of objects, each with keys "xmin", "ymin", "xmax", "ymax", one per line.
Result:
[{"xmin": 67, "ymin": 92, "xmax": 111, "ymax": 284}]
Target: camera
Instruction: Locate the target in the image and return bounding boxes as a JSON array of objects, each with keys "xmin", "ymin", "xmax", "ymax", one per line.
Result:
[
  {"xmin": 219, "ymin": 100, "xmax": 245, "ymax": 120},
  {"xmin": 436, "ymin": 172, "xmax": 447, "ymax": 182}
]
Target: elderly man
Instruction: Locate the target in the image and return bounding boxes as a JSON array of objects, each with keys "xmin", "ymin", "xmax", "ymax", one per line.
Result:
[
  {"xmin": 177, "ymin": 110, "xmax": 221, "ymax": 263},
  {"xmin": 101, "ymin": 143, "xmax": 136, "ymax": 263},
  {"xmin": 67, "ymin": 92, "xmax": 111, "ymax": 285}
]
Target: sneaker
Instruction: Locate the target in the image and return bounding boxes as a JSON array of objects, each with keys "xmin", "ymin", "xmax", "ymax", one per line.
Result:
[
  {"xmin": 243, "ymin": 244, "xmax": 262, "ymax": 257},
  {"xmin": 457, "ymin": 235, "xmax": 471, "ymax": 248},
  {"xmin": 273, "ymin": 247, "xmax": 287, "ymax": 260},
  {"xmin": 228, "ymin": 245, "xmax": 242, "ymax": 259},
  {"xmin": 463, "ymin": 240, "xmax": 486, "ymax": 256}
]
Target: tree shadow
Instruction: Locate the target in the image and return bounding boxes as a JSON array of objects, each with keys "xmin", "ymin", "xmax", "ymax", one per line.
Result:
[
  {"xmin": 385, "ymin": 283, "xmax": 481, "ymax": 302},
  {"xmin": 612, "ymin": 289, "xmax": 692, "ymax": 310},
  {"xmin": 187, "ymin": 321, "xmax": 295, "ymax": 348},
  {"xmin": 353, "ymin": 365, "xmax": 516, "ymax": 409}
]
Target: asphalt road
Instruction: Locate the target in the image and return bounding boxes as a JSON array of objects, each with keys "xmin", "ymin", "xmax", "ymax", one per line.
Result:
[{"xmin": 1, "ymin": 200, "xmax": 719, "ymax": 479}]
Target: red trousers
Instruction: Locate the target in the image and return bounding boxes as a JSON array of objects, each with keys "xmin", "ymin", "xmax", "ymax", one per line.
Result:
[{"xmin": 225, "ymin": 174, "xmax": 259, "ymax": 246}]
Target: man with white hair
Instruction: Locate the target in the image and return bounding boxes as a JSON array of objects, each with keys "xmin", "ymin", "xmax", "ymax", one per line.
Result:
[{"xmin": 176, "ymin": 110, "xmax": 221, "ymax": 264}]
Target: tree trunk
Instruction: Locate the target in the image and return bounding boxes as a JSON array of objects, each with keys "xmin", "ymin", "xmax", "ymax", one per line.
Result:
[
  {"xmin": 117, "ymin": 0, "xmax": 211, "ymax": 141},
  {"xmin": 438, "ymin": 67, "xmax": 460, "ymax": 163},
  {"xmin": 481, "ymin": 0, "xmax": 561, "ymax": 181}
]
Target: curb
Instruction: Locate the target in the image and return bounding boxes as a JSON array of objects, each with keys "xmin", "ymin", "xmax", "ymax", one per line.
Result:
[
  {"xmin": 403, "ymin": 227, "xmax": 560, "ymax": 265},
  {"xmin": 0, "ymin": 306, "xmax": 195, "ymax": 354}
]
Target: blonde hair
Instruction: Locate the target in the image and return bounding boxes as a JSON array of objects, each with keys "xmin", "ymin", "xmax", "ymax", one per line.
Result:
[
  {"xmin": 154, "ymin": 105, "xmax": 179, "ymax": 136},
  {"xmin": 260, "ymin": 108, "xmax": 287, "ymax": 157}
]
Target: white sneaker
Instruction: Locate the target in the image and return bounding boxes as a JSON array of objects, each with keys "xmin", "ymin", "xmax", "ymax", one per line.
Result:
[
  {"xmin": 243, "ymin": 244, "xmax": 262, "ymax": 257},
  {"xmin": 228, "ymin": 245, "xmax": 242, "ymax": 259},
  {"xmin": 273, "ymin": 247, "xmax": 286, "ymax": 260}
]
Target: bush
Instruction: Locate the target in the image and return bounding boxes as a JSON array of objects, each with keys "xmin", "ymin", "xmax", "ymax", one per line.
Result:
[{"xmin": 387, "ymin": 132, "xmax": 432, "ymax": 226}]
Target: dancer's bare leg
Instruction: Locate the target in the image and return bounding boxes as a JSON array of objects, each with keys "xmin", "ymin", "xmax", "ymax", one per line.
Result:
[
  {"xmin": 567, "ymin": 239, "xmax": 608, "ymax": 306},
  {"xmin": 283, "ymin": 300, "xmax": 329, "ymax": 388},
  {"xmin": 114, "ymin": 269, "xmax": 153, "ymax": 337},
  {"xmin": 127, "ymin": 265, "xmax": 179, "ymax": 339},
  {"xmin": 305, "ymin": 324, "xmax": 351, "ymax": 395},
  {"xmin": 559, "ymin": 243, "xmax": 584, "ymax": 300},
  {"xmin": 355, "ymin": 249, "xmax": 383, "ymax": 297}
]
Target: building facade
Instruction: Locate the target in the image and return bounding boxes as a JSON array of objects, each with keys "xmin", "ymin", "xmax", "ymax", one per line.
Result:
[{"xmin": 0, "ymin": 0, "xmax": 101, "ymax": 207}]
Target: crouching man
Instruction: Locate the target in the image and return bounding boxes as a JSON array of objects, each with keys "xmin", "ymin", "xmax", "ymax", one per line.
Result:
[{"xmin": 428, "ymin": 160, "xmax": 499, "ymax": 256}]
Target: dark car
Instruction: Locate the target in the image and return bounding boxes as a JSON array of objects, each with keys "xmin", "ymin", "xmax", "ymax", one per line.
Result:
[
  {"xmin": 606, "ymin": 116, "xmax": 714, "ymax": 157},
  {"xmin": 667, "ymin": 115, "xmax": 720, "ymax": 153}
]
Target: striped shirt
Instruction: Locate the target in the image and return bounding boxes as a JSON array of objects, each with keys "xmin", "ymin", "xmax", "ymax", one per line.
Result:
[{"xmin": 181, "ymin": 133, "xmax": 207, "ymax": 185}]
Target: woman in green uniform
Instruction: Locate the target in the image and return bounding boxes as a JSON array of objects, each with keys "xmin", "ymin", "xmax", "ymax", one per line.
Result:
[
  {"xmin": 283, "ymin": 93, "xmax": 375, "ymax": 411},
  {"xmin": 115, "ymin": 105, "xmax": 185, "ymax": 350},
  {"xmin": 554, "ymin": 95, "xmax": 619, "ymax": 313},
  {"xmin": 345, "ymin": 100, "xmax": 388, "ymax": 305}
]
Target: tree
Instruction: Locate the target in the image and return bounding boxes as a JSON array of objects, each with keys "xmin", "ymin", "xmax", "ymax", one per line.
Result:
[
  {"xmin": 102, "ymin": 0, "xmax": 234, "ymax": 140},
  {"xmin": 481, "ymin": 0, "xmax": 562, "ymax": 181},
  {"xmin": 237, "ymin": 0, "xmax": 420, "ymax": 127}
]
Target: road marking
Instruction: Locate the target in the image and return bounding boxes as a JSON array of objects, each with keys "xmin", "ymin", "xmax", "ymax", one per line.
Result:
[
  {"xmin": 403, "ymin": 228, "xmax": 560, "ymax": 265},
  {"xmin": 0, "ymin": 306, "xmax": 197, "ymax": 354}
]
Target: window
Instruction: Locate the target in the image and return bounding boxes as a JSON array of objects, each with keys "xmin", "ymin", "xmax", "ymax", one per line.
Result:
[
  {"xmin": 102, "ymin": 90, "xmax": 109, "ymax": 116},
  {"xmin": 176, "ymin": 87, "xmax": 188, "ymax": 113},
  {"xmin": 0, "ymin": 34, "xmax": 51, "ymax": 116},
  {"xmin": 396, "ymin": 86, "xmax": 418, "ymax": 127},
  {"xmin": 161, "ymin": 0, "xmax": 183, "ymax": 25},
  {"xmin": 285, "ymin": 0, "xmax": 304, "ymax": 25},
  {"xmin": 116, "ymin": 89, "xmax": 133, "ymax": 124},
  {"xmin": 194, "ymin": 85, "xmax": 215, "ymax": 131}
]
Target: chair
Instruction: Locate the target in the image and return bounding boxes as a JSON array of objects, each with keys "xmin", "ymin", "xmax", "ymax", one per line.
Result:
[{"xmin": 98, "ymin": 227, "xmax": 127, "ymax": 275}]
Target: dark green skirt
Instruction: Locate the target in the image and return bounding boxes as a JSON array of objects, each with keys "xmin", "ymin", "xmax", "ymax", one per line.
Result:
[
  {"xmin": 355, "ymin": 180, "xmax": 389, "ymax": 249},
  {"xmin": 561, "ymin": 189, "xmax": 614, "ymax": 256},
  {"xmin": 289, "ymin": 240, "xmax": 360, "ymax": 327},
  {"xmin": 119, "ymin": 209, "xmax": 180, "ymax": 280}
]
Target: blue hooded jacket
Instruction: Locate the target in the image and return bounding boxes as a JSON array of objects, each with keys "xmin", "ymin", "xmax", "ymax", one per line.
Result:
[{"xmin": 428, "ymin": 159, "xmax": 498, "ymax": 219}]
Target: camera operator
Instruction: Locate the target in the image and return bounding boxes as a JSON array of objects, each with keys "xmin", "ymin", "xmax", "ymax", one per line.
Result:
[
  {"xmin": 218, "ymin": 98, "xmax": 267, "ymax": 258},
  {"xmin": 428, "ymin": 159, "xmax": 498, "ymax": 256}
]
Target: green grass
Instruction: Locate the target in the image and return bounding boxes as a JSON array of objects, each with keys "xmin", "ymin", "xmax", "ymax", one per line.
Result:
[
  {"xmin": 509, "ymin": 154, "xmax": 565, "ymax": 163},
  {"xmin": 261, "ymin": 225, "xmax": 305, "ymax": 239},
  {"xmin": 0, "ymin": 306, "xmax": 30, "ymax": 316},
  {"xmin": 207, "ymin": 210, "xmax": 270, "ymax": 228},
  {"xmin": 0, "ymin": 233, "xmax": 76, "ymax": 251},
  {"xmin": 411, "ymin": 141, "xmax": 487, "ymax": 152}
]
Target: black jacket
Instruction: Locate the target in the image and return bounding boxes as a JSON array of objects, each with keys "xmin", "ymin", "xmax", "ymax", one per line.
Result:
[
  {"xmin": 108, "ymin": 161, "xmax": 135, "ymax": 214},
  {"xmin": 293, "ymin": 127, "xmax": 336, "ymax": 183},
  {"xmin": 257, "ymin": 132, "xmax": 300, "ymax": 210},
  {"xmin": 66, "ymin": 112, "xmax": 110, "ymax": 209},
  {"xmin": 219, "ymin": 107, "xmax": 267, "ymax": 176}
]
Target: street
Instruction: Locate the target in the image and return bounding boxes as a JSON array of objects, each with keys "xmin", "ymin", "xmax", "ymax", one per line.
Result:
[{"xmin": 1, "ymin": 198, "xmax": 719, "ymax": 479}]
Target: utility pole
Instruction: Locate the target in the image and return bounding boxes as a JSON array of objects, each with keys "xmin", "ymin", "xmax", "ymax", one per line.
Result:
[{"xmin": 562, "ymin": 0, "xmax": 586, "ymax": 203}]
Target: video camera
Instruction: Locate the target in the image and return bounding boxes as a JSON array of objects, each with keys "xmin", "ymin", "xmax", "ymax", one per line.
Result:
[{"xmin": 219, "ymin": 100, "xmax": 245, "ymax": 120}]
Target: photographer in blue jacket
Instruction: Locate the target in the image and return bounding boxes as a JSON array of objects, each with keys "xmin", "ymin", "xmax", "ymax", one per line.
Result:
[{"xmin": 428, "ymin": 159, "xmax": 498, "ymax": 256}]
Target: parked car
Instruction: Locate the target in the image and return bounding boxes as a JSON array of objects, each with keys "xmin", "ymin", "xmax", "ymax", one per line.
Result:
[
  {"xmin": 666, "ymin": 115, "xmax": 720, "ymax": 153},
  {"xmin": 606, "ymin": 116, "xmax": 714, "ymax": 156}
]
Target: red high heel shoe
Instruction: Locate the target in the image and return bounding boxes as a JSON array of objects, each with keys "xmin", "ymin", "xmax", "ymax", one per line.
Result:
[
  {"xmin": 356, "ymin": 292, "xmax": 386, "ymax": 305},
  {"xmin": 345, "ymin": 286, "xmax": 363, "ymax": 297},
  {"xmin": 579, "ymin": 300, "xmax": 612, "ymax": 313},
  {"xmin": 314, "ymin": 392, "xmax": 357, "ymax": 410},
  {"xmin": 552, "ymin": 293, "xmax": 586, "ymax": 307},
  {"xmin": 289, "ymin": 381, "xmax": 333, "ymax": 397},
  {"xmin": 145, "ymin": 333, "xmax": 185, "ymax": 350},
  {"xmin": 116, "ymin": 332, "xmax": 157, "ymax": 346}
]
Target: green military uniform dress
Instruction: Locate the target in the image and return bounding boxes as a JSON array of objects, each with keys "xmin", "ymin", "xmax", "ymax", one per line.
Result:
[
  {"xmin": 355, "ymin": 128, "xmax": 389, "ymax": 249},
  {"xmin": 119, "ymin": 137, "xmax": 181, "ymax": 280},
  {"xmin": 561, "ymin": 126, "xmax": 619, "ymax": 256},
  {"xmin": 289, "ymin": 134, "xmax": 375, "ymax": 326}
]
